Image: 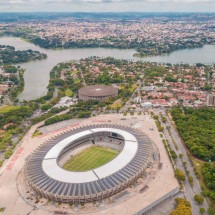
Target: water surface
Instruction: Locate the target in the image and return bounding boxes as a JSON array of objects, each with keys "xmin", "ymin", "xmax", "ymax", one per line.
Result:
[{"xmin": 1, "ymin": 37, "xmax": 215, "ymax": 100}]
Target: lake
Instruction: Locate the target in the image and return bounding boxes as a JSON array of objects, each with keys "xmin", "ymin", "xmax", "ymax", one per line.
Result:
[{"xmin": 1, "ymin": 36, "xmax": 215, "ymax": 100}]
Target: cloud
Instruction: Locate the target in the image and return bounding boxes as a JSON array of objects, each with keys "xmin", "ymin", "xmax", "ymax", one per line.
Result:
[
  {"xmin": 0, "ymin": 0, "xmax": 215, "ymax": 12},
  {"xmin": 2, "ymin": 0, "xmax": 215, "ymax": 3},
  {"xmin": 81, "ymin": 0, "xmax": 211, "ymax": 1}
]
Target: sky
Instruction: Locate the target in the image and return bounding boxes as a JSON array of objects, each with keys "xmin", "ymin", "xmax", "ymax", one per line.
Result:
[{"xmin": 0, "ymin": 0, "xmax": 215, "ymax": 12}]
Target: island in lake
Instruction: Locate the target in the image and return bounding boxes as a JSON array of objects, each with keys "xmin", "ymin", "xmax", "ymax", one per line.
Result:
[{"xmin": 0, "ymin": 45, "xmax": 47, "ymax": 64}]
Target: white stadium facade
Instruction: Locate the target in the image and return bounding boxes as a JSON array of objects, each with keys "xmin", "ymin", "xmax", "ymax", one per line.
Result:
[{"xmin": 25, "ymin": 124, "xmax": 153, "ymax": 203}]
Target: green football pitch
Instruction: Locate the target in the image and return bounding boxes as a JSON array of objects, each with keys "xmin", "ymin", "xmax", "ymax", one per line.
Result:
[{"xmin": 63, "ymin": 146, "xmax": 119, "ymax": 172}]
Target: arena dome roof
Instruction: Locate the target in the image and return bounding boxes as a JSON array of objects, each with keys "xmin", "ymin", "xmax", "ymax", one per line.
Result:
[{"xmin": 79, "ymin": 85, "xmax": 118, "ymax": 97}]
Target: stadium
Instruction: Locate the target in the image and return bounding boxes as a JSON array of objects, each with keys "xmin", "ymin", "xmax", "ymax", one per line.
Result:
[
  {"xmin": 25, "ymin": 124, "xmax": 153, "ymax": 203},
  {"xmin": 78, "ymin": 85, "xmax": 118, "ymax": 101}
]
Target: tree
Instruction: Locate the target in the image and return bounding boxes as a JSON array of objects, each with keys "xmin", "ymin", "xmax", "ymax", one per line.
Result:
[
  {"xmin": 170, "ymin": 149, "xmax": 177, "ymax": 160},
  {"xmin": 171, "ymin": 107, "xmax": 215, "ymax": 161},
  {"xmin": 200, "ymin": 208, "xmax": 205, "ymax": 214},
  {"xmin": 202, "ymin": 163, "xmax": 215, "ymax": 191},
  {"xmin": 169, "ymin": 198, "xmax": 192, "ymax": 215},
  {"xmin": 201, "ymin": 83, "xmax": 212, "ymax": 91},
  {"xmin": 41, "ymin": 104, "xmax": 52, "ymax": 111},
  {"xmin": 161, "ymin": 115, "xmax": 167, "ymax": 123},
  {"xmin": 194, "ymin": 194, "xmax": 204, "ymax": 205},
  {"xmin": 208, "ymin": 208, "xmax": 215, "ymax": 215},
  {"xmin": 3, "ymin": 65, "xmax": 18, "ymax": 73},
  {"xmin": 153, "ymin": 115, "xmax": 159, "ymax": 120},
  {"xmin": 175, "ymin": 168, "xmax": 186, "ymax": 182},
  {"xmin": 188, "ymin": 176, "xmax": 194, "ymax": 187},
  {"xmin": 179, "ymin": 153, "xmax": 183, "ymax": 159}
]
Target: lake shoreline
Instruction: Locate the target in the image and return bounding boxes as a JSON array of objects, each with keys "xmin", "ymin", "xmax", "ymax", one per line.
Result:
[{"xmin": 1, "ymin": 36, "xmax": 215, "ymax": 101}]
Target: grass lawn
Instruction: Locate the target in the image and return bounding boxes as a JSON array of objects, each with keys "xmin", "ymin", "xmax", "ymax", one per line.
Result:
[
  {"xmin": 0, "ymin": 106, "xmax": 20, "ymax": 114},
  {"xmin": 110, "ymin": 99, "xmax": 122, "ymax": 109},
  {"xmin": 129, "ymin": 83, "xmax": 138, "ymax": 92},
  {"xmin": 71, "ymin": 70, "xmax": 78, "ymax": 76},
  {"xmin": 74, "ymin": 78, "xmax": 81, "ymax": 84},
  {"xmin": 32, "ymin": 129, "xmax": 43, "ymax": 137},
  {"xmin": 119, "ymin": 83, "xmax": 137, "ymax": 93},
  {"xmin": 65, "ymin": 88, "xmax": 74, "ymax": 97},
  {"xmin": 63, "ymin": 146, "xmax": 119, "ymax": 172}
]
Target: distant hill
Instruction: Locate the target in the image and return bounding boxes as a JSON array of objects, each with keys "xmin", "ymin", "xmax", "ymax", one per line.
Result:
[{"xmin": 0, "ymin": 12, "xmax": 215, "ymax": 22}]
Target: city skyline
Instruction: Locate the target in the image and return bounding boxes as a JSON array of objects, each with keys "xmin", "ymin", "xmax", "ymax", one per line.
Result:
[{"xmin": 0, "ymin": 0, "xmax": 215, "ymax": 12}]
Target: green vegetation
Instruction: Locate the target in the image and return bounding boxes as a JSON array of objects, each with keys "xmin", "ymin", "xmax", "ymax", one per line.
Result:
[
  {"xmin": 63, "ymin": 146, "xmax": 119, "ymax": 172},
  {"xmin": 161, "ymin": 115, "xmax": 167, "ymax": 123},
  {"xmin": 171, "ymin": 107, "xmax": 215, "ymax": 161},
  {"xmin": 0, "ymin": 207, "xmax": 5, "ymax": 212},
  {"xmin": 153, "ymin": 115, "xmax": 164, "ymax": 132},
  {"xmin": 11, "ymin": 31, "xmax": 206, "ymax": 57},
  {"xmin": 39, "ymin": 62, "xmax": 83, "ymax": 101},
  {"xmin": 200, "ymin": 207, "xmax": 205, "ymax": 214},
  {"xmin": 0, "ymin": 45, "xmax": 47, "ymax": 64},
  {"xmin": 175, "ymin": 168, "xmax": 186, "ymax": 182},
  {"xmin": 95, "ymin": 70, "xmax": 123, "ymax": 85},
  {"xmin": 38, "ymin": 58, "xmax": 140, "ymax": 120},
  {"xmin": 0, "ymin": 106, "xmax": 33, "ymax": 128},
  {"xmin": 0, "ymin": 159, "xmax": 4, "ymax": 167},
  {"xmin": 31, "ymin": 107, "xmax": 67, "ymax": 124},
  {"xmin": 202, "ymin": 83, "xmax": 212, "ymax": 91},
  {"xmin": 194, "ymin": 194, "xmax": 204, "ymax": 205},
  {"xmin": 169, "ymin": 198, "xmax": 192, "ymax": 215},
  {"xmin": 170, "ymin": 148, "xmax": 177, "ymax": 160},
  {"xmin": 43, "ymin": 100, "xmax": 102, "ymax": 126},
  {"xmin": 165, "ymin": 76, "xmax": 178, "ymax": 82},
  {"xmin": 65, "ymin": 88, "xmax": 74, "ymax": 97},
  {"xmin": 45, "ymin": 114, "xmax": 73, "ymax": 125},
  {"xmin": 32, "ymin": 129, "xmax": 42, "ymax": 137},
  {"xmin": 0, "ymin": 106, "xmax": 20, "ymax": 113},
  {"xmin": 3, "ymin": 65, "xmax": 18, "ymax": 73},
  {"xmin": 73, "ymin": 78, "xmax": 81, "ymax": 84},
  {"xmin": 0, "ymin": 105, "xmax": 35, "ymax": 159},
  {"xmin": 166, "ymin": 126, "xmax": 179, "ymax": 150},
  {"xmin": 208, "ymin": 208, "xmax": 215, "ymax": 215},
  {"xmin": 202, "ymin": 163, "xmax": 215, "ymax": 203},
  {"xmin": 10, "ymin": 69, "xmax": 25, "ymax": 100},
  {"xmin": 110, "ymin": 99, "xmax": 123, "ymax": 110},
  {"xmin": 0, "ymin": 65, "xmax": 26, "ymax": 100},
  {"xmin": 172, "ymin": 107, "xmax": 215, "ymax": 208},
  {"xmin": 41, "ymin": 103, "xmax": 52, "ymax": 111},
  {"xmin": 188, "ymin": 176, "xmax": 194, "ymax": 187},
  {"xmin": 192, "ymin": 157, "xmax": 215, "ymax": 210}
]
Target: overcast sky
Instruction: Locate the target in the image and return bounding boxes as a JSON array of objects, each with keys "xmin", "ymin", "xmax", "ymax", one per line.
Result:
[{"xmin": 0, "ymin": 0, "xmax": 215, "ymax": 12}]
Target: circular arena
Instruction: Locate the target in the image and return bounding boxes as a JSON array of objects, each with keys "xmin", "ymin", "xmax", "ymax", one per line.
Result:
[
  {"xmin": 78, "ymin": 85, "xmax": 118, "ymax": 101},
  {"xmin": 25, "ymin": 124, "xmax": 153, "ymax": 203}
]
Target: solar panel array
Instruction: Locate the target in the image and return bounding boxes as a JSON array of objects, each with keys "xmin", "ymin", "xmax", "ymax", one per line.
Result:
[{"xmin": 25, "ymin": 124, "xmax": 153, "ymax": 203}]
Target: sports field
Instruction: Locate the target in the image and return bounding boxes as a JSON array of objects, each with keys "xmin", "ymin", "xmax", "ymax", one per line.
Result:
[{"xmin": 63, "ymin": 146, "xmax": 119, "ymax": 172}]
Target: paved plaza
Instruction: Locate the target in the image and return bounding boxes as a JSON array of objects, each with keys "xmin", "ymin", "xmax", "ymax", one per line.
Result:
[{"xmin": 0, "ymin": 113, "xmax": 179, "ymax": 215}]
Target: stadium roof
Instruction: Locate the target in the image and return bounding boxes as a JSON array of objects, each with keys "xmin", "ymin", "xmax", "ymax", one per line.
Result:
[
  {"xmin": 42, "ymin": 128, "xmax": 138, "ymax": 183},
  {"xmin": 78, "ymin": 85, "xmax": 118, "ymax": 97},
  {"xmin": 25, "ymin": 124, "xmax": 153, "ymax": 203}
]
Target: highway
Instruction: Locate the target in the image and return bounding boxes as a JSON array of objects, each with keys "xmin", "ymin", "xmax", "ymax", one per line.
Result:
[{"xmin": 155, "ymin": 108, "xmax": 209, "ymax": 215}]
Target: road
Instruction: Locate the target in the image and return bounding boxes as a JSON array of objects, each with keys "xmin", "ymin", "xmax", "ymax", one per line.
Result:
[
  {"xmin": 80, "ymin": 69, "xmax": 86, "ymax": 86},
  {"xmin": 155, "ymin": 108, "xmax": 209, "ymax": 215}
]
